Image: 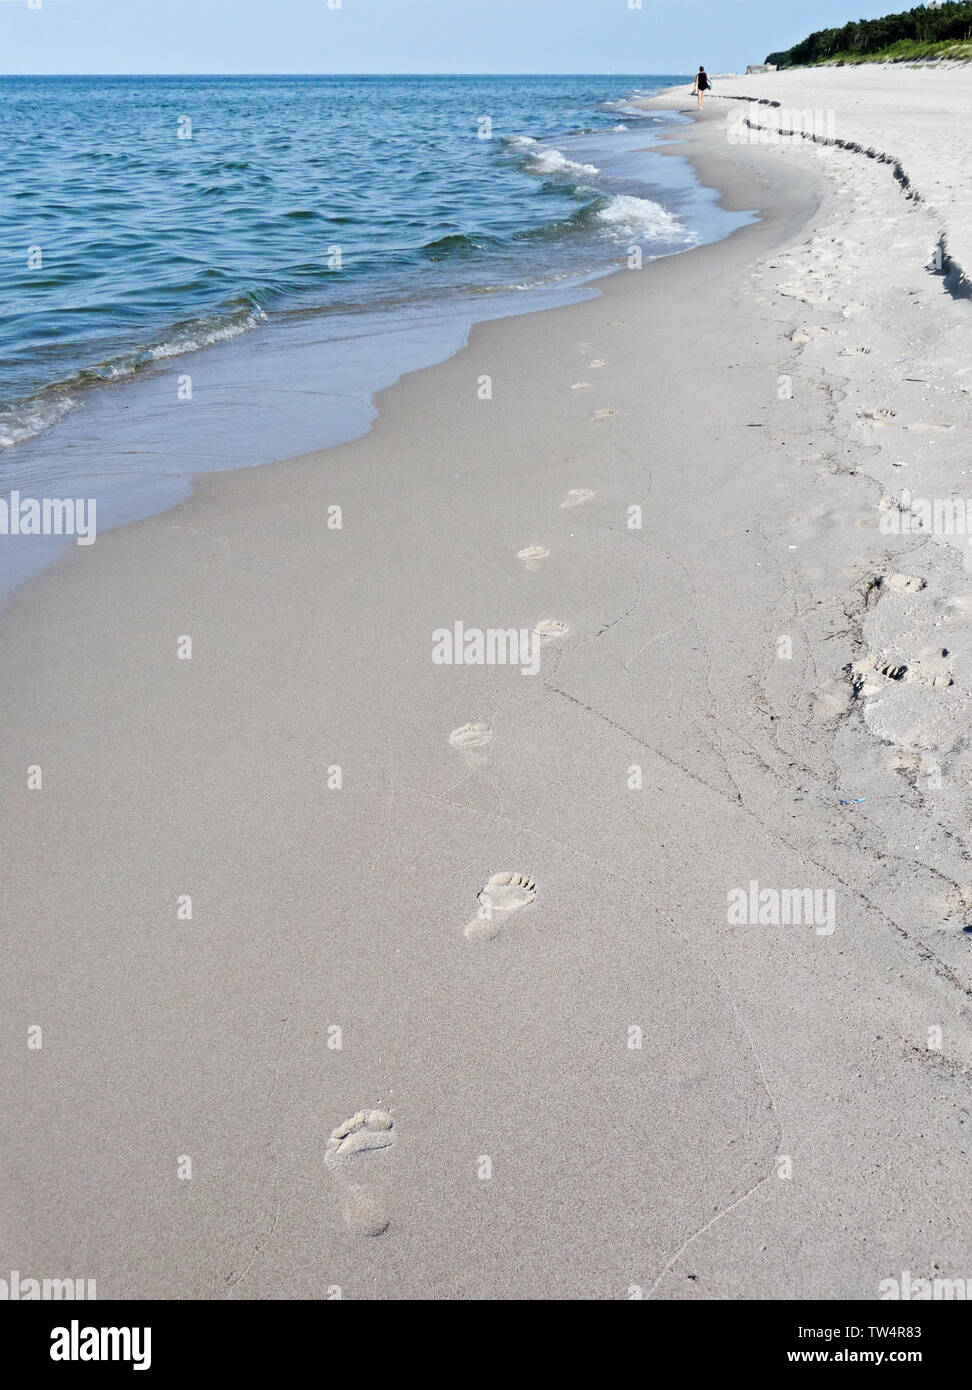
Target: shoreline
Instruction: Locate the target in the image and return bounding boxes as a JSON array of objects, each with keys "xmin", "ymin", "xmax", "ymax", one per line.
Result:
[
  {"xmin": 0, "ymin": 89, "xmax": 736, "ymax": 605},
  {"xmin": 3, "ymin": 75, "xmax": 971, "ymax": 1299}
]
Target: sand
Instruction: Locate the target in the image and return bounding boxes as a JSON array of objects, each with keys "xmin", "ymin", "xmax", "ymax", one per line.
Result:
[
  {"xmin": 710, "ymin": 64, "xmax": 972, "ymax": 281},
  {"xmin": 1, "ymin": 69, "xmax": 970, "ymax": 1300}
]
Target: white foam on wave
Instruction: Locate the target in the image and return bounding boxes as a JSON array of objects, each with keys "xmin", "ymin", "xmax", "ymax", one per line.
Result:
[
  {"xmin": 118, "ymin": 303, "xmax": 267, "ymax": 370},
  {"xmin": 526, "ymin": 147, "xmax": 601, "ymax": 179},
  {"xmin": 604, "ymin": 100, "xmax": 654, "ymax": 118},
  {"xmin": 0, "ymin": 393, "xmax": 77, "ymax": 450},
  {"xmin": 595, "ymin": 194, "xmax": 697, "ymax": 245}
]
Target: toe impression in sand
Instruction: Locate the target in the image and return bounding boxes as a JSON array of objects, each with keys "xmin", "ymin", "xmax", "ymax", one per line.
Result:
[
  {"xmin": 561, "ymin": 488, "xmax": 594, "ymax": 509},
  {"xmin": 517, "ymin": 544, "xmax": 550, "ymax": 572},
  {"xmin": 464, "ymin": 872, "xmax": 537, "ymax": 941},
  {"xmin": 534, "ymin": 618, "xmax": 569, "ymax": 646},
  {"xmin": 449, "ymin": 721, "xmax": 495, "ymax": 768},
  {"xmin": 325, "ymin": 1109, "xmax": 395, "ymax": 1236}
]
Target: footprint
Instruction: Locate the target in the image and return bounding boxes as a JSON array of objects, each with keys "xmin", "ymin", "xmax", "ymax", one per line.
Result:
[
  {"xmin": 533, "ymin": 618, "xmax": 569, "ymax": 645},
  {"xmin": 561, "ymin": 488, "xmax": 594, "ymax": 509},
  {"xmin": 449, "ymin": 721, "xmax": 495, "ymax": 768},
  {"xmin": 859, "ymin": 407, "xmax": 896, "ymax": 426},
  {"xmin": 341, "ymin": 1186, "xmax": 390, "ymax": 1239},
  {"xmin": 839, "ymin": 345, "xmax": 872, "ymax": 357},
  {"xmin": 592, "ymin": 408, "xmax": 615, "ymax": 420},
  {"xmin": 882, "ymin": 573, "xmax": 926, "ymax": 594},
  {"xmin": 851, "ymin": 649, "xmax": 953, "ymax": 693},
  {"xmin": 908, "ymin": 646, "xmax": 954, "ymax": 688},
  {"xmin": 325, "ymin": 1109, "xmax": 395, "ymax": 1237},
  {"xmin": 850, "ymin": 655, "xmax": 903, "ymax": 695},
  {"xmin": 571, "ymin": 382, "xmax": 591, "ymax": 391},
  {"xmin": 327, "ymin": 1109, "xmax": 395, "ymax": 1165},
  {"xmin": 812, "ymin": 676, "xmax": 854, "ymax": 722},
  {"xmin": 588, "ymin": 359, "xmax": 608, "ymax": 369},
  {"xmin": 464, "ymin": 872, "xmax": 537, "ymax": 941},
  {"xmin": 778, "ymin": 283, "xmax": 831, "ymax": 306},
  {"xmin": 480, "ymin": 872, "xmax": 536, "ymax": 911},
  {"xmin": 517, "ymin": 544, "xmax": 549, "ymax": 571}
]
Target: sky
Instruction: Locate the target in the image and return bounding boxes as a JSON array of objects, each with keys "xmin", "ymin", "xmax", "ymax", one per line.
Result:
[{"xmin": 0, "ymin": 0, "xmax": 912, "ymax": 76}]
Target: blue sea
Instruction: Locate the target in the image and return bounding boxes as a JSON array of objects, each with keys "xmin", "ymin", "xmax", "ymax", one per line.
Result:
[{"xmin": 0, "ymin": 75, "xmax": 752, "ymax": 593}]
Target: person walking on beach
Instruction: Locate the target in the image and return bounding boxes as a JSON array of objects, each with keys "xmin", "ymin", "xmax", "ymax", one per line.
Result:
[{"xmin": 693, "ymin": 66, "xmax": 711, "ymax": 110}]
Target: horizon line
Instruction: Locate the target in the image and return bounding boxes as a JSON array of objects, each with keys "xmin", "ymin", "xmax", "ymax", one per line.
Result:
[{"xmin": 0, "ymin": 70, "xmax": 691, "ymax": 78}]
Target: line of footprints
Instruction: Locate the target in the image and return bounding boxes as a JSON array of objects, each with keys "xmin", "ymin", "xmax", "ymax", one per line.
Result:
[{"xmin": 327, "ymin": 343, "xmax": 614, "ymax": 1237}]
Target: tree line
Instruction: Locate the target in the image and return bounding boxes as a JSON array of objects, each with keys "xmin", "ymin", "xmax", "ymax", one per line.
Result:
[{"xmin": 766, "ymin": 1, "xmax": 972, "ymax": 65}]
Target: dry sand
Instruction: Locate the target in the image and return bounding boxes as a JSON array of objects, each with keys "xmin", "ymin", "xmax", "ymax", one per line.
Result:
[{"xmin": 1, "ymin": 69, "xmax": 970, "ymax": 1300}]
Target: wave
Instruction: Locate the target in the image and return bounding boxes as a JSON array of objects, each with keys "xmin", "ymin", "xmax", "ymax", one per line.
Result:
[
  {"xmin": 2, "ymin": 109, "xmax": 697, "ymax": 453},
  {"xmin": 0, "ymin": 393, "xmax": 77, "ymax": 451},
  {"xmin": 518, "ymin": 193, "xmax": 695, "ymax": 248},
  {"xmin": 601, "ymin": 99, "xmax": 663, "ymax": 118},
  {"xmin": 504, "ymin": 133, "xmax": 601, "ymax": 181},
  {"xmin": 412, "ymin": 192, "xmax": 691, "ymax": 264},
  {"xmin": 420, "ymin": 231, "xmax": 503, "ymax": 259},
  {"xmin": 0, "ymin": 298, "xmax": 267, "ymax": 451},
  {"xmin": 594, "ymin": 194, "xmax": 698, "ymax": 244},
  {"xmin": 525, "ymin": 147, "xmax": 601, "ymax": 179}
]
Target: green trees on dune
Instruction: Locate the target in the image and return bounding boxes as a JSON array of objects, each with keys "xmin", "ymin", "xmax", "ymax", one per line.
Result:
[{"xmin": 765, "ymin": 2, "xmax": 972, "ymax": 66}]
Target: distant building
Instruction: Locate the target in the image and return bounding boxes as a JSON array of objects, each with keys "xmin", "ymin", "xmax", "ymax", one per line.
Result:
[{"xmin": 746, "ymin": 64, "xmax": 776, "ymax": 74}]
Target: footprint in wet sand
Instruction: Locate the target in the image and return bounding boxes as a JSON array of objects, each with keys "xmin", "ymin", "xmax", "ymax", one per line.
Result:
[
  {"xmin": 588, "ymin": 359, "xmax": 608, "ymax": 369},
  {"xmin": 325, "ymin": 1109, "xmax": 395, "ymax": 1237},
  {"xmin": 449, "ymin": 721, "xmax": 495, "ymax": 768},
  {"xmin": 464, "ymin": 872, "xmax": 537, "ymax": 941},
  {"xmin": 592, "ymin": 408, "xmax": 615, "ymax": 420},
  {"xmin": 561, "ymin": 488, "xmax": 594, "ymax": 509},
  {"xmin": 341, "ymin": 1187, "xmax": 390, "ymax": 1239},
  {"xmin": 533, "ymin": 618, "xmax": 569, "ymax": 646},
  {"xmin": 327, "ymin": 1109, "xmax": 395, "ymax": 1165},
  {"xmin": 517, "ymin": 544, "xmax": 550, "ymax": 572},
  {"xmin": 571, "ymin": 382, "xmax": 591, "ymax": 391}
]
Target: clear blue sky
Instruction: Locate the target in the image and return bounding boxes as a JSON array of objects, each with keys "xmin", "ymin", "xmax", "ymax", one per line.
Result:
[{"xmin": 1, "ymin": 0, "xmax": 909, "ymax": 75}]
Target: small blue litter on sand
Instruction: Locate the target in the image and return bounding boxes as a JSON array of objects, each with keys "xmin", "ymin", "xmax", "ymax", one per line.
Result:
[{"xmin": 839, "ymin": 798, "xmax": 867, "ymax": 805}]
